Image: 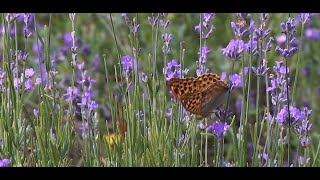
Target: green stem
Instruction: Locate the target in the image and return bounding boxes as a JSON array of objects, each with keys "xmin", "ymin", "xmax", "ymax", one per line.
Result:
[{"xmin": 292, "ymin": 23, "xmax": 304, "ymax": 105}]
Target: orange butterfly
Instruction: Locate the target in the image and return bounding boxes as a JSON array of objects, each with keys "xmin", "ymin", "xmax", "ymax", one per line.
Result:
[{"xmin": 168, "ymin": 73, "xmax": 229, "ymax": 118}]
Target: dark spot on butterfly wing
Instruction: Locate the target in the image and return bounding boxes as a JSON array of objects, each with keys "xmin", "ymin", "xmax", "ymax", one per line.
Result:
[{"xmin": 181, "ymin": 92, "xmax": 203, "ymax": 115}]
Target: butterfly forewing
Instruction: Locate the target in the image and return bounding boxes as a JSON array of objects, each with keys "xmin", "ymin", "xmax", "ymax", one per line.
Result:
[
  {"xmin": 195, "ymin": 73, "xmax": 221, "ymax": 92},
  {"xmin": 168, "ymin": 73, "xmax": 221, "ymax": 98},
  {"xmin": 182, "ymin": 92, "xmax": 202, "ymax": 115},
  {"xmin": 168, "ymin": 77, "xmax": 199, "ymax": 100}
]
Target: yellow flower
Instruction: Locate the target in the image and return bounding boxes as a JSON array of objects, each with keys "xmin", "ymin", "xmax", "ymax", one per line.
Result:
[{"xmin": 105, "ymin": 133, "xmax": 121, "ymax": 146}]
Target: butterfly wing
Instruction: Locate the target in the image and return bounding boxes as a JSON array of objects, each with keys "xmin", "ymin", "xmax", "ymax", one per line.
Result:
[
  {"xmin": 195, "ymin": 73, "xmax": 222, "ymax": 92},
  {"xmin": 180, "ymin": 91, "xmax": 203, "ymax": 116},
  {"xmin": 168, "ymin": 73, "xmax": 222, "ymax": 99},
  {"xmin": 168, "ymin": 77, "xmax": 198, "ymax": 100},
  {"xmin": 200, "ymin": 80, "xmax": 229, "ymax": 117},
  {"xmin": 168, "ymin": 73, "xmax": 228, "ymax": 118}
]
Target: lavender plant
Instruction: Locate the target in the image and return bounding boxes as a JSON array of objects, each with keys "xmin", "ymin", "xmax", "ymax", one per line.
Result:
[{"xmin": 0, "ymin": 13, "xmax": 318, "ymax": 167}]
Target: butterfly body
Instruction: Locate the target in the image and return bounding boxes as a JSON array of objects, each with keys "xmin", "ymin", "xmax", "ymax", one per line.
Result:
[{"xmin": 168, "ymin": 73, "xmax": 229, "ymax": 118}]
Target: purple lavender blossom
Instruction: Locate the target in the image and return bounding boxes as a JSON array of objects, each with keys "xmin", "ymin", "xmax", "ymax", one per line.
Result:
[
  {"xmin": 221, "ymin": 39, "xmax": 245, "ymax": 60},
  {"xmin": 235, "ymin": 98, "xmax": 242, "ymax": 115},
  {"xmin": 229, "ymin": 73, "xmax": 243, "ymax": 90},
  {"xmin": 0, "ymin": 158, "xmax": 10, "ymax": 167},
  {"xmin": 35, "ymin": 78, "xmax": 42, "ymax": 85},
  {"xmin": 252, "ymin": 59, "xmax": 269, "ymax": 76},
  {"xmin": 302, "ymin": 65, "xmax": 311, "ymax": 77},
  {"xmin": 276, "ymin": 105, "xmax": 302, "ymax": 126},
  {"xmin": 121, "ymin": 13, "xmax": 129, "ymax": 21},
  {"xmin": 299, "ymin": 136, "xmax": 312, "ymax": 147},
  {"xmin": 264, "ymin": 112, "xmax": 274, "ymax": 124},
  {"xmin": 13, "ymin": 77, "xmax": 21, "ymax": 91},
  {"xmin": 159, "ymin": 13, "xmax": 169, "ymax": 28},
  {"xmin": 77, "ymin": 63, "xmax": 98, "ymax": 118},
  {"xmin": 267, "ymin": 61, "xmax": 290, "ymax": 106},
  {"xmin": 25, "ymin": 68, "xmax": 34, "ymax": 78},
  {"xmin": 91, "ymin": 54, "xmax": 101, "ymax": 72},
  {"xmin": 162, "ymin": 33, "xmax": 172, "ymax": 48},
  {"xmin": 79, "ymin": 122, "xmax": 89, "ymax": 138},
  {"xmin": 275, "ymin": 17, "xmax": 298, "ymax": 59},
  {"xmin": 236, "ymin": 13, "xmax": 250, "ymax": 19},
  {"xmin": 140, "ymin": 72, "xmax": 147, "ymax": 82},
  {"xmin": 23, "ymin": 13, "xmax": 33, "ymax": 38},
  {"xmin": 276, "ymin": 34, "xmax": 286, "ymax": 44},
  {"xmin": 194, "ymin": 13, "xmax": 215, "ymax": 39},
  {"xmin": 81, "ymin": 44, "xmax": 91, "ymax": 55},
  {"xmin": 296, "ymin": 13, "xmax": 311, "ymax": 25},
  {"xmin": 64, "ymin": 33, "xmax": 73, "ymax": 47},
  {"xmin": 220, "ymin": 72, "xmax": 227, "ymax": 81},
  {"xmin": 162, "ymin": 33, "xmax": 172, "ymax": 55},
  {"xmin": 121, "ymin": 55, "xmax": 133, "ymax": 76},
  {"xmin": 163, "ymin": 59, "xmax": 189, "ymax": 81},
  {"xmin": 304, "ymin": 28, "xmax": 320, "ymax": 41},
  {"xmin": 64, "ymin": 87, "xmax": 80, "ymax": 102},
  {"xmin": 5, "ymin": 13, "xmax": 16, "ymax": 24},
  {"xmin": 136, "ymin": 110, "xmax": 144, "ymax": 122},
  {"xmin": 254, "ymin": 27, "xmax": 270, "ymax": 40},
  {"xmin": 129, "ymin": 17, "xmax": 140, "ymax": 35},
  {"xmin": 206, "ymin": 121, "xmax": 230, "ymax": 141},
  {"xmin": 224, "ymin": 162, "xmax": 234, "ymax": 167},
  {"xmin": 231, "ymin": 19, "xmax": 255, "ymax": 38},
  {"xmin": 148, "ymin": 15, "xmax": 159, "ymax": 26},
  {"xmin": 0, "ymin": 68, "xmax": 6, "ymax": 91},
  {"xmin": 196, "ymin": 46, "xmax": 210, "ymax": 76},
  {"xmin": 299, "ymin": 156, "xmax": 310, "ymax": 166},
  {"xmin": 166, "ymin": 107, "xmax": 173, "ymax": 117},
  {"xmin": 294, "ymin": 107, "xmax": 313, "ymax": 147}
]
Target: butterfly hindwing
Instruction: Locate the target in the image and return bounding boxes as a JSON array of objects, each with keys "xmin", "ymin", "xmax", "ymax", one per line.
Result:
[{"xmin": 200, "ymin": 80, "xmax": 229, "ymax": 116}]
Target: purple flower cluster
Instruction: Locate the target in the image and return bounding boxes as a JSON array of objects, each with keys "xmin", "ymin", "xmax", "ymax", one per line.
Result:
[
  {"xmin": 121, "ymin": 13, "xmax": 140, "ymax": 37},
  {"xmin": 163, "ymin": 59, "xmax": 189, "ymax": 81},
  {"xmin": 296, "ymin": 13, "xmax": 312, "ymax": 25},
  {"xmin": 294, "ymin": 107, "xmax": 312, "ymax": 147},
  {"xmin": 257, "ymin": 152, "xmax": 278, "ymax": 167},
  {"xmin": 166, "ymin": 107, "xmax": 187, "ymax": 123},
  {"xmin": 206, "ymin": 121, "xmax": 230, "ymax": 141},
  {"xmin": 148, "ymin": 14, "xmax": 159, "ymax": 27},
  {"xmin": 77, "ymin": 62, "xmax": 98, "ymax": 118},
  {"xmin": 64, "ymin": 60, "xmax": 98, "ymax": 138},
  {"xmin": 196, "ymin": 46, "xmax": 210, "ymax": 76},
  {"xmin": 221, "ymin": 39, "xmax": 246, "ymax": 60},
  {"xmin": 245, "ymin": 13, "xmax": 273, "ymax": 57},
  {"xmin": 121, "ymin": 55, "xmax": 134, "ymax": 76},
  {"xmin": 296, "ymin": 13, "xmax": 320, "ymax": 42},
  {"xmin": 267, "ymin": 61, "xmax": 289, "ymax": 106},
  {"xmin": 276, "ymin": 105, "xmax": 301, "ymax": 126},
  {"xmin": 0, "ymin": 158, "xmax": 10, "ymax": 167},
  {"xmin": 231, "ymin": 14, "xmax": 254, "ymax": 38},
  {"xmin": 194, "ymin": 13, "xmax": 215, "ymax": 39},
  {"xmin": 275, "ymin": 106, "xmax": 312, "ymax": 148},
  {"xmin": 252, "ymin": 59, "xmax": 269, "ymax": 76},
  {"xmin": 229, "ymin": 72, "xmax": 243, "ymax": 90},
  {"xmin": 275, "ymin": 17, "xmax": 298, "ymax": 59},
  {"xmin": 162, "ymin": 33, "xmax": 172, "ymax": 55}
]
